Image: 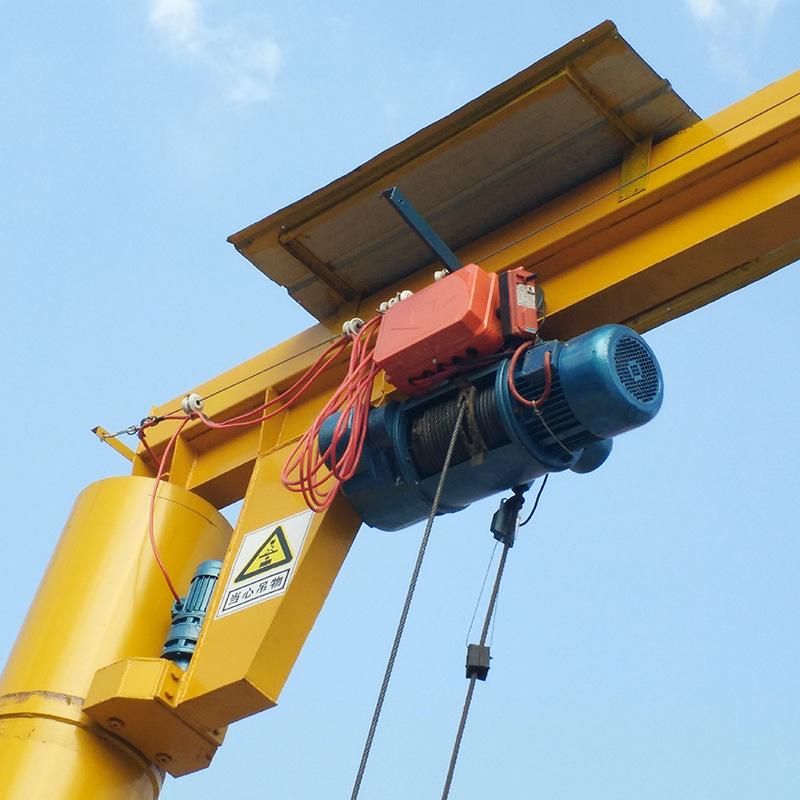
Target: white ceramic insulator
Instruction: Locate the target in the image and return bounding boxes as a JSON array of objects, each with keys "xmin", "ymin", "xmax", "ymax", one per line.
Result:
[
  {"xmin": 182, "ymin": 393, "xmax": 204, "ymax": 414},
  {"xmin": 342, "ymin": 317, "xmax": 365, "ymax": 338},
  {"xmin": 434, "ymin": 270, "xmax": 449, "ymax": 281},
  {"xmin": 399, "ymin": 290, "xmax": 413, "ymax": 301}
]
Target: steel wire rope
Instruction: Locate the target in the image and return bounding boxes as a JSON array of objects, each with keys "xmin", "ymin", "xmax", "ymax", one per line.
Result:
[
  {"xmin": 200, "ymin": 335, "xmax": 341, "ymax": 404},
  {"xmin": 440, "ymin": 475, "xmax": 549, "ymax": 799},
  {"xmin": 441, "ymin": 541, "xmax": 511, "ymax": 800},
  {"xmin": 100, "ymin": 334, "xmax": 343, "ymax": 438},
  {"xmin": 350, "ymin": 397, "xmax": 468, "ymax": 800},
  {"xmin": 465, "ymin": 541, "xmax": 499, "ymax": 646}
]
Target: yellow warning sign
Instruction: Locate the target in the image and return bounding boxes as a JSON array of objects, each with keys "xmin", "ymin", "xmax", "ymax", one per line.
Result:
[
  {"xmin": 234, "ymin": 526, "xmax": 292, "ymax": 583},
  {"xmin": 215, "ymin": 510, "xmax": 314, "ymax": 619}
]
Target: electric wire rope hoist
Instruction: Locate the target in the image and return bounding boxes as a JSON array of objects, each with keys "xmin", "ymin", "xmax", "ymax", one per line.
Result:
[{"xmin": 321, "ymin": 189, "xmax": 664, "ymax": 531}]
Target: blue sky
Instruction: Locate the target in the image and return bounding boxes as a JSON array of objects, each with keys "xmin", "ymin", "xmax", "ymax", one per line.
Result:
[{"xmin": 2, "ymin": 2, "xmax": 799, "ymax": 798}]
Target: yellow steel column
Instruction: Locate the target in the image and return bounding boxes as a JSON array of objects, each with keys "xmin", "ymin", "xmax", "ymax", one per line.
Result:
[{"xmin": 0, "ymin": 476, "xmax": 232, "ymax": 800}]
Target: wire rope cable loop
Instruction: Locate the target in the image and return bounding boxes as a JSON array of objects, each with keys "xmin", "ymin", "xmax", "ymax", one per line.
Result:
[{"xmin": 349, "ymin": 395, "xmax": 468, "ymax": 800}]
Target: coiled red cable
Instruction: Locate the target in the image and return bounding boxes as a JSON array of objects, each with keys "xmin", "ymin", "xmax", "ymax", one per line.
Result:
[
  {"xmin": 507, "ymin": 340, "xmax": 552, "ymax": 409},
  {"xmin": 281, "ymin": 316, "xmax": 382, "ymax": 512}
]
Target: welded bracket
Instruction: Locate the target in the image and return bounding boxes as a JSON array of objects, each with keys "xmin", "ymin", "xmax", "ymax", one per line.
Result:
[
  {"xmin": 91, "ymin": 426, "xmax": 135, "ymax": 462},
  {"xmin": 84, "ymin": 658, "xmax": 226, "ymax": 777},
  {"xmin": 619, "ymin": 136, "xmax": 653, "ymax": 201}
]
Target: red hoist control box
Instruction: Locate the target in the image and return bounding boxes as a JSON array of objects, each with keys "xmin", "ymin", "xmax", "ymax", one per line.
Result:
[{"xmin": 373, "ymin": 263, "xmax": 540, "ymax": 394}]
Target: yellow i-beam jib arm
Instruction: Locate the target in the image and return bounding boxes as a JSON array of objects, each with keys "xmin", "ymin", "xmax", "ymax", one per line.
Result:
[{"xmin": 2, "ymin": 26, "xmax": 800, "ymax": 799}]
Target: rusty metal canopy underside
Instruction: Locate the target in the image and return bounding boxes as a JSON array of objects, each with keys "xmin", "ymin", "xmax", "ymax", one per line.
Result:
[{"xmin": 229, "ymin": 21, "xmax": 698, "ymax": 322}]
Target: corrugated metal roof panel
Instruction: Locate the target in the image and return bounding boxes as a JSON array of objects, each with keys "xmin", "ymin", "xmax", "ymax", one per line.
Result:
[{"xmin": 229, "ymin": 21, "xmax": 698, "ymax": 321}]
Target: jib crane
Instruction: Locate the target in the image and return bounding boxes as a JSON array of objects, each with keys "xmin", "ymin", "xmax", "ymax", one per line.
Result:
[{"xmin": 1, "ymin": 21, "xmax": 799, "ymax": 799}]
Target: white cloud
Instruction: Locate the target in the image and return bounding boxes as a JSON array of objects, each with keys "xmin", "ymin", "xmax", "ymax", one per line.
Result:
[
  {"xmin": 686, "ymin": 0, "xmax": 725, "ymax": 21},
  {"xmin": 149, "ymin": 0, "xmax": 282, "ymax": 106},
  {"xmin": 685, "ymin": 0, "xmax": 782, "ymax": 78}
]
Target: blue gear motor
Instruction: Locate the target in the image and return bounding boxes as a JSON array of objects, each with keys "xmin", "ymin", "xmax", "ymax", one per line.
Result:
[
  {"xmin": 321, "ymin": 324, "xmax": 663, "ymax": 531},
  {"xmin": 161, "ymin": 559, "xmax": 222, "ymax": 670}
]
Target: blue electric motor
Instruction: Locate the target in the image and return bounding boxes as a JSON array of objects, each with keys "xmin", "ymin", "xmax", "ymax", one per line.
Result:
[
  {"xmin": 161, "ymin": 559, "xmax": 222, "ymax": 670},
  {"xmin": 321, "ymin": 324, "xmax": 663, "ymax": 531}
]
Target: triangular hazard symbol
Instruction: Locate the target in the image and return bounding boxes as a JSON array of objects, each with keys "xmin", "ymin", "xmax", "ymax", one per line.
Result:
[{"xmin": 235, "ymin": 526, "xmax": 293, "ymax": 583}]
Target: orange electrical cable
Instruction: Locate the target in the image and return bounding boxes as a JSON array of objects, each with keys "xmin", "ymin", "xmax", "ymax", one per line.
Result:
[
  {"xmin": 197, "ymin": 337, "xmax": 351, "ymax": 429},
  {"xmin": 507, "ymin": 341, "xmax": 552, "ymax": 409},
  {"xmin": 281, "ymin": 315, "xmax": 382, "ymax": 512},
  {"xmin": 146, "ymin": 416, "xmax": 191, "ymax": 605}
]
